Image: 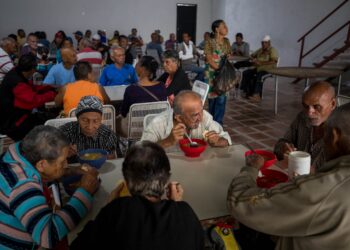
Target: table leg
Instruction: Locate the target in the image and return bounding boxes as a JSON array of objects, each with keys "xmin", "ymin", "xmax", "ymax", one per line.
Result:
[{"xmin": 274, "ymin": 76, "xmax": 278, "ymax": 115}]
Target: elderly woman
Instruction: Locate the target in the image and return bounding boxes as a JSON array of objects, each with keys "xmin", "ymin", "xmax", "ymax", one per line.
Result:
[
  {"xmin": 0, "ymin": 125, "xmax": 99, "ymax": 249},
  {"xmin": 70, "ymin": 141, "xmax": 204, "ymax": 250},
  {"xmin": 158, "ymin": 49, "xmax": 192, "ymax": 105}
]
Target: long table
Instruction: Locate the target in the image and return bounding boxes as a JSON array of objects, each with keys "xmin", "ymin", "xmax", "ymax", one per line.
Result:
[{"xmin": 68, "ymin": 144, "xmax": 247, "ymax": 242}]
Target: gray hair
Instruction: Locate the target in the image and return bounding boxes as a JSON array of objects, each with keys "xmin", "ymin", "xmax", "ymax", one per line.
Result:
[
  {"xmin": 122, "ymin": 141, "xmax": 171, "ymax": 198},
  {"xmin": 79, "ymin": 38, "xmax": 92, "ymax": 48},
  {"xmin": 173, "ymin": 90, "xmax": 202, "ymax": 115},
  {"xmin": 109, "ymin": 45, "xmax": 124, "ymax": 57},
  {"xmin": 21, "ymin": 125, "xmax": 70, "ymax": 165},
  {"xmin": 0, "ymin": 37, "xmax": 16, "ymax": 48}
]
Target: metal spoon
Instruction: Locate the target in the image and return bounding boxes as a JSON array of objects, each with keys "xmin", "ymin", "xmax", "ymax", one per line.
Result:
[{"xmin": 184, "ymin": 132, "xmax": 198, "ymax": 147}]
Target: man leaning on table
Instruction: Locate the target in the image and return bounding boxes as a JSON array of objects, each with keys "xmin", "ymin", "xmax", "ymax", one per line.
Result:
[
  {"xmin": 227, "ymin": 102, "xmax": 350, "ymax": 250},
  {"xmin": 141, "ymin": 90, "xmax": 232, "ymax": 148},
  {"xmin": 274, "ymin": 81, "xmax": 336, "ymax": 171}
]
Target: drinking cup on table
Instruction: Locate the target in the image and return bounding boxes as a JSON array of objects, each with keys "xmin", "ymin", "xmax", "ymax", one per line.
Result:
[{"xmin": 288, "ymin": 151, "xmax": 311, "ymax": 178}]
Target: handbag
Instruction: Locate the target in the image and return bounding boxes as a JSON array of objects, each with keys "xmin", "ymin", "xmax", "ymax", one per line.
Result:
[{"xmin": 212, "ymin": 56, "xmax": 238, "ymax": 95}]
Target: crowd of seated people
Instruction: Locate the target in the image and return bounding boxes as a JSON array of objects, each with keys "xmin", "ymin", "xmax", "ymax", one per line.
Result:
[{"xmin": 2, "ymin": 24, "xmax": 350, "ymax": 250}]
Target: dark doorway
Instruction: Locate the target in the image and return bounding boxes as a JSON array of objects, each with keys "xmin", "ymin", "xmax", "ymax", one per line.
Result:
[{"xmin": 176, "ymin": 3, "xmax": 197, "ymax": 44}]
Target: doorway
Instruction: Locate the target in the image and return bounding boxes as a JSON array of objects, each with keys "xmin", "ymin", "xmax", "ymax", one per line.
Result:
[{"xmin": 176, "ymin": 3, "xmax": 197, "ymax": 44}]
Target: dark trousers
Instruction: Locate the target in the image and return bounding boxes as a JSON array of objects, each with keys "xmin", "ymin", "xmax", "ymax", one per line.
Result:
[
  {"xmin": 208, "ymin": 95, "xmax": 227, "ymax": 125},
  {"xmin": 241, "ymin": 69, "xmax": 268, "ymax": 96}
]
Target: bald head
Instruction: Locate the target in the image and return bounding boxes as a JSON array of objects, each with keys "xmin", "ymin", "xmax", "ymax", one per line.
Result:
[
  {"xmin": 61, "ymin": 48, "xmax": 77, "ymax": 66},
  {"xmin": 302, "ymin": 81, "xmax": 336, "ymax": 126},
  {"xmin": 173, "ymin": 90, "xmax": 202, "ymax": 115}
]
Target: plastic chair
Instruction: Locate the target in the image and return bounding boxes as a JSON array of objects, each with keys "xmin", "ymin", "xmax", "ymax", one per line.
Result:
[
  {"xmin": 44, "ymin": 117, "xmax": 77, "ymax": 128},
  {"xmin": 104, "ymin": 85, "xmax": 128, "ymax": 101},
  {"xmin": 92, "ymin": 64, "xmax": 102, "ymax": 83},
  {"xmin": 127, "ymin": 101, "xmax": 170, "ymax": 145},
  {"xmin": 69, "ymin": 105, "xmax": 116, "ymax": 132},
  {"xmin": 143, "ymin": 113, "xmax": 158, "ymax": 129},
  {"xmin": 261, "ymin": 57, "xmax": 280, "ymax": 98},
  {"xmin": 192, "ymin": 80, "xmax": 209, "ymax": 105}
]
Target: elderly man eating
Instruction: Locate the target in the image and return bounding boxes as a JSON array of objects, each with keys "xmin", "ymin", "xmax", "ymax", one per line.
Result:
[
  {"xmin": 227, "ymin": 102, "xmax": 350, "ymax": 250},
  {"xmin": 141, "ymin": 90, "xmax": 231, "ymax": 148},
  {"xmin": 274, "ymin": 81, "xmax": 336, "ymax": 170}
]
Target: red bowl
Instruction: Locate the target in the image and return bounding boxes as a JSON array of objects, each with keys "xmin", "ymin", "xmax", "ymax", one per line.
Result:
[
  {"xmin": 245, "ymin": 149, "xmax": 277, "ymax": 173},
  {"xmin": 256, "ymin": 169, "xmax": 288, "ymax": 188},
  {"xmin": 179, "ymin": 138, "xmax": 207, "ymax": 158}
]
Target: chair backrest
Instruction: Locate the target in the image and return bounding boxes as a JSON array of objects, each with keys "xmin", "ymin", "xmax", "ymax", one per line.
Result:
[
  {"xmin": 337, "ymin": 96, "xmax": 350, "ymax": 107},
  {"xmin": 128, "ymin": 101, "xmax": 170, "ymax": 140},
  {"xmin": 192, "ymin": 80, "xmax": 209, "ymax": 105},
  {"xmin": 44, "ymin": 117, "xmax": 77, "ymax": 128},
  {"xmin": 104, "ymin": 85, "xmax": 128, "ymax": 101},
  {"xmin": 92, "ymin": 64, "xmax": 102, "ymax": 83},
  {"xmin": 143, "ymin": 113, "xmax": 159, "ymax": 129},
  {"xmin": 146, "ymin": 48, "xmax": 161, "ymax": 65},
  {"xmin": 69, "ymin": 105, "xmax": 116, "ymax": 132}
]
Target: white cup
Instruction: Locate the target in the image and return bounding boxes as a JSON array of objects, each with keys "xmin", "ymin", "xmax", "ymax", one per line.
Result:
[{"xmin": 288, "ymin": 151, "xmax": 311, "ymax": 178}]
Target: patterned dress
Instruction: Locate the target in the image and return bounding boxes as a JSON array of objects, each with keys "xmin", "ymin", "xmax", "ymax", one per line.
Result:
[{"xmin": 204, "ymin": 37, "xmax": 232, "ymax": 98}]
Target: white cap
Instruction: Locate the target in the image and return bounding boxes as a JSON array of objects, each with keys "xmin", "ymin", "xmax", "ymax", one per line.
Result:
[
  {"xmin": 262, "ymin": 35, "xmax": 271, "ymax": 42},
  {"xmin": 92, "ymin": 34, "xmax": 101, "ymax": 40}
]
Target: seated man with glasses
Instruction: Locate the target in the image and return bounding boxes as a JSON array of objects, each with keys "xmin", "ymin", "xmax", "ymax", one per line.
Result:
[
  {"xmin": 60, "ymin": 95, "xmax": 119, "ymax": 159},
  {"xmin": 141, "ymin": 90, "xmax": 232, "ymax": 148},
  {"xmin": 274, "ymin": 81, "xmax": 336, "ymax": 170}
]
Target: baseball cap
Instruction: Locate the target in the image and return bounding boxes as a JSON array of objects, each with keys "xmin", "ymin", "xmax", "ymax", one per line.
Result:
[
  {"xmin": 262, "ymin": 35, "xmax": 271, "ymax": 42},
  {"xmin": 92, "ymin": 34, "xmax": 101, "ymax": 40},
  {"xmin": 73, "ymin": 31, "xmax": 83, "ymax": 37}
]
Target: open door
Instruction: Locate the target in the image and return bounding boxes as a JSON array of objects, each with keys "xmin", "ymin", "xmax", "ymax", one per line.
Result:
[{"xmin": 176, "ymin": 3, "xmax": 197, "ymax": 44}]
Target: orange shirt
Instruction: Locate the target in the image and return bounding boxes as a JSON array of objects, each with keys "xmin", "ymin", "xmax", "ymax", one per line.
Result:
[{"xmin": 63, "ymin": 80, "xmax": 104, "ymax": 116}]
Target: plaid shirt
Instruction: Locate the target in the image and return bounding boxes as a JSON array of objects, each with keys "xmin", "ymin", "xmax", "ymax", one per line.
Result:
[
  {"xmin": 274, "ymin": 111, "xmax": 325, "ymax": 170},
  {"xmin": 60, "ymin": 121, "xmax": 119, "ymax": 155}
]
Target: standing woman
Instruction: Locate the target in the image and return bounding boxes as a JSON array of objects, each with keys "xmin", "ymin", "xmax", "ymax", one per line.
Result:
[{"xmin": 204, "ymin": 20, "xmax": 232, "ymax": 125}]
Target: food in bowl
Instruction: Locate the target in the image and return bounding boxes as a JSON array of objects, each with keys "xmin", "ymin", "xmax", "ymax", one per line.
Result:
[
  {"xmin": 179, "ymin": 138, "xmax": 207, "ymax": 158},
  {"xmin": 244, "ymin": 149, "xmax": 277, "ymax": 171},
  {"xmin": 80, "ymin": 152, "xmax": 103, "ymax": 161},
  {"xmin": 78, "ymin": 149, "xmax": 108, "ymax": 169}
]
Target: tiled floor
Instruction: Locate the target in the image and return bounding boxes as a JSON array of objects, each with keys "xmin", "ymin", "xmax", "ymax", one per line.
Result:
[{"xmin": 222, "ymin": 77, "xmax": 306, "ymax": 151}]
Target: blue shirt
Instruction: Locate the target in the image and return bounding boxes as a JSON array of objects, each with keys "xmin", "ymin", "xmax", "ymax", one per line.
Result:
[
  {"xmin": 43, "ymin": 62, "xmax": 75, "ymax": 86},
  {"xmin": 99, "ymin": 64, "xmax": 138, "ymax": 86}
]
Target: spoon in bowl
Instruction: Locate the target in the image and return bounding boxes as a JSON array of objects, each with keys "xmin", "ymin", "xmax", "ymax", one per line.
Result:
[{"xmin": 184, "ymin": 131, "xmax": 198, "ymax": 147}]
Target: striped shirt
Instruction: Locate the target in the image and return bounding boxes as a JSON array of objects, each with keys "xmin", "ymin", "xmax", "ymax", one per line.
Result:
[
  {"xmin": 0, "ymin": 143, "xmax": 93, "ymax": 249},
  {"xmin": 59, "ymin": 121, "xmax": 119, "ymax": 154},
  {"xmin": 274, "ymin": 111, "xmax": 325, "ymax": 170},
  {"xmin": 0, "ymin": 48, "xmax": 14, "ymax": 82},
  {"xmin": 77, "ymin": 47, "xmax": 103, "ymax": 65}
]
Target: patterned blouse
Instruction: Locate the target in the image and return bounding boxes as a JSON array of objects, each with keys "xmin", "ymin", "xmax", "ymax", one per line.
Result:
[{"xmin": 204, "ymin": 37, "xmax": 232, "ymax": 97}]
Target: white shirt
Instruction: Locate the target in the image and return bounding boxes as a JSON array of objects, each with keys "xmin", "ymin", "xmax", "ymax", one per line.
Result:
[
  {"xmin": 0, "ymin": 48, "xmax": 14, "ymax": 82},
  {"xmin": 179, "ymin": 41, "xmax": 194, "ymax": 60},
  {"xmin": 141, "ymin": 109, "xmax": 232, "ymax": 145}
]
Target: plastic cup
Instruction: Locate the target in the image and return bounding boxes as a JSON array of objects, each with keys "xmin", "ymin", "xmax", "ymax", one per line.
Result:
[{"xmin": 288, "ymin": 151, "xmax": 311, "ymax": 178}]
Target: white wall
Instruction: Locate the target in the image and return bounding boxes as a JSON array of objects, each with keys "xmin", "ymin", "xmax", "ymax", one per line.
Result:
[
  {"xmin": 212, "ymin": 0, "xmax": 350, "ymax": 66},
  {"xmin": 0, "ymin": 0, "xmax": 212, "ymax": 46}
]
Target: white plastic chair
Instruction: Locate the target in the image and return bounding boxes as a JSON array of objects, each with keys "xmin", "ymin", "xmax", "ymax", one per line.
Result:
[
  {"xmin": 192, "ymin": 80, "xmax": 209, "ymax": 105},
  {"xmin": 104, "ymin": 85, "xmax": 128, "ymax": 101},
  {"xmin": 143, "ymin": 113, "xmax": 158, "ymax": 129},
  {"xmin": 69, "ymin": 105, "xmax": 116, "ymax": 132},
  {"xmin": 127, "ymin": 101, "xmax": 170, "ymax": 144},
  {"xmin": 44, "ymin": 117, "xmax": 77, "ymax": 128},
  {"xmin": 261, "ymin": 57, "xmax": 280, "ymax": 98}
]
